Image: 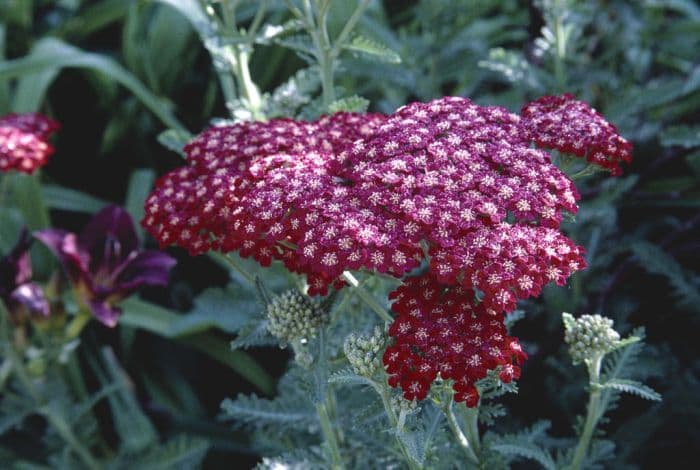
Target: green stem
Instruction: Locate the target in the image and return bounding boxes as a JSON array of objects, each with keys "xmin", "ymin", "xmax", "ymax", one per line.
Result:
[
  {"xmin": 231, "ymin": 45, "xmax": 264, "ymax": 119},
  {"xmin": 458, "ymin": 404, "xmax": 481, "ymax": 457},
  {"xmin": 331, "ymin": 0, "xmax": 370, "ymax": 56},
  {"xmin": 341, "ymin": 271, "xmax": 393, "ymax": 323},
  {"xmin": 570, "ymin": 354, "xmax": 603, "ymax": 470},
  {"xmin": 65, "ymin": 310, "xmax": 91, "ymax": 340},
  {"xmin": 316, "ymin": 400, "xmax": 344, "ymax": 470},
  {"xmin": 314, "ymin": 330, "xmax": 344, "ymax": 469},
  {"xmin": 443, "ymin": 394, "xmax": 479, "ymax": 465},
  {"xmin": 375, "ymin": 384, "xmax": 421, "ymax": 470},
  {"xmin": 552, "ymin": 1, "xmax": 567, "ymax": 90},
  {"xmin": 1, "ymin": 303, "xmax": 100, "ymax": 469}
]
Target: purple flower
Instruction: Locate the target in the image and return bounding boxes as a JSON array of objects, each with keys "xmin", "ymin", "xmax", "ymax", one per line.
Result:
[
  {"xmin": 0, "ymin": 229, "xmax": 50, "ymax": 319},
  {"xmin": 35, "ymin": 205, "xmax": 176, "ymax": 327}
]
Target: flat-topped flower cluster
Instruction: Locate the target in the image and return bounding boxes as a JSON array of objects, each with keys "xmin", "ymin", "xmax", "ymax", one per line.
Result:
[
  {"xmin": 0, "ymin": 113, "xmax": 59, "ymax": 174},
  {"xmin": 143, "ymin": 95, "xmax": 631, "ymax": 405}
]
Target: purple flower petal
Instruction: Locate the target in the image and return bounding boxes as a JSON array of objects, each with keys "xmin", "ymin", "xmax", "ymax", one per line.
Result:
[
  {"xmin": 114, "ymin": 250, "xmax": 176, "ymax": 292},
  {"xmin": 34, "ymin": 229, "xmax": 91, "ymax": 286},
  {"xmin": 10, "ymin": 283, "xmax": 50, "ymax": 317},
  {"xmin": 79, "ymin": 206, "xmax": 138, "ymax": 273},
  {"xmin": 88, "ymin": 299, "xmax": 121, "ymax": 327}
]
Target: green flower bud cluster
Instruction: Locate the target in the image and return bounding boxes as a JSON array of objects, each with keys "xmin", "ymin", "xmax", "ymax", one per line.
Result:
[
  {"xmin": 564, "ymin": 313, "xmax": 620, "ymax": 364},
  {"xmin": 266, "ymin": 290, "xmax": 327, "ymax": 347},
  {"xmin": 391, "ymin": 394, "xmax": 419, "ymax": 417},
  {"xmin": 344, "ymin": 326, "xmax": 386, "ymax": 377}
]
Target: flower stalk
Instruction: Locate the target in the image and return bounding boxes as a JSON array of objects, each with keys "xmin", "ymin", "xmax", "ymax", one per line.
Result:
[
  {"xmin": 442, "ymin": 393, "xmax": 479, "ymax": 465},
  {"xmin": 570, "ymin": 353, "xmax": 603, "ymax": 470}
]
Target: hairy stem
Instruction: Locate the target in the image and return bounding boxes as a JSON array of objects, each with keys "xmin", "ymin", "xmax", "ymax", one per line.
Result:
[
  {"xmin": 375, "ymin": 384, "xmax": 421, "ymax": 470},
  {"xmin": 443, "ymin": 394, "xmax": 479, "ymax": 465},
  {"xmin": 570, "ymin": 354, "xmax": 603, "ymax": 470},
  {"xmin": 316, "ymin": 400, "xmax": 344, "ymax": 470},
  {"xmin": 458, "ymin": 404, "xmax": 482, "ymax": 457}
]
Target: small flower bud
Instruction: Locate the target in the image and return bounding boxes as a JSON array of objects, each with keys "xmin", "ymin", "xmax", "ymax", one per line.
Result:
[
  {"xmin": 266, "ymin": 290, "xmax": 327, "ymax": 347},
  {"xmin": 564, "ymin": 313, "xmax": 620, "ymax": 364},
  {"xmin": 344, "ymin": 326, "xmax": 386, "ymax": 377},
  {"xmin": 391, "ymin": 394, "xmax": 419, "ymax": 417}
]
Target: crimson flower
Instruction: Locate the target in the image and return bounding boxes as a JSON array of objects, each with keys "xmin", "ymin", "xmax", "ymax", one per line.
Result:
[
  {"xmin": 521, "ymin": 94, "xmax": 632, "ymax": 175},
  {"xmin": 141, "ymin": 94, "xmax": 629, "ymax": 404},
  {"xmin": 35, "ymin": 206, "xmax": 176, "ymax": 327},
  {"xmin": 0, "ymin": 229, "xmax": 50, "ymax": 320},
  {"xmin": 0, "ymin": 113, "xmax": 60, "ymax": 174},
  {"xmin": 383, "ymin": 274, "xmax": 527, "ymax": 405}
]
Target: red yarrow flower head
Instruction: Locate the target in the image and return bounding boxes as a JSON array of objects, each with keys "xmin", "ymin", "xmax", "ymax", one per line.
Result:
[
  {"xmin": 0, "ymin": 113, "xmax": 60, "ymax": 174},
  {"xmin": 521, "ymin": 94, "xmax": 632, "ymax": 175},
  {"xmin": 143, "ymin": 97, "xmax": 591, "ymax": 297},
  {"xmin": 383, "ymin": 274, "xmax": 527, "ymax": 405}
]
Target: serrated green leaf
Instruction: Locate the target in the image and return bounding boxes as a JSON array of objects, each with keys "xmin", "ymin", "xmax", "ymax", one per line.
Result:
[
  {"xmin": 343, "ymin": 35, "xmax": 401, "ymax": 64},
  {"xmin": 327, "ymin": 368, "xmax": 376, "ymax": 388},
  {"xmin": 230, "ymin": 317, "xmax": 277, "ymax": 350},
  {"xmin": 492, "ymin": 442, "xmax": 556, "ymax": 470},
  {"xmin": 221, "ymin": 394, "xmax": 315, "ymax": 427},
  {"xmin": 631, "ymin": 241, "xmax": 700, "ymax": 312},
  {"xmin": 328, "ymin": 95, "xmax": 370, "ymax": 113},
  {"xmin": 602, "ymin": 379, "xmax": 661, "ymax": 401},
  {"xmin": 117, "ymin": 435, "xmax": 209, "ymax": 470}
]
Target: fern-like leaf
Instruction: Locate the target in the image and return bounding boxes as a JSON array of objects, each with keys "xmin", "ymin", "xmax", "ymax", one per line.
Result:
[
  {"xmin": 601, "ymin": 379, "xmax": 661, "ymax": 401},
  {"xmin": 221, "ymin": 394, "xmax": 316, "ymax": 428},
  {"xmin": 631, "ymin": 241, "xmax": 700, "ymax": 313},
  {"xmin": 491, "ymin": 442, "xmax": 556, "ymax": 470},
  {"xmin": 343, "ymin": 35, "xmax": 401, "ymax": 64},
  {"xmin": 328, "ymin": 95, "xmax": 370, "ymax": 113}
]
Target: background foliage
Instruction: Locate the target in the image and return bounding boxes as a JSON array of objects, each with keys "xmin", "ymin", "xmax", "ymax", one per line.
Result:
[{"xmin": 1, "ymin": 0, "xmax": 698, "ymax": 468}]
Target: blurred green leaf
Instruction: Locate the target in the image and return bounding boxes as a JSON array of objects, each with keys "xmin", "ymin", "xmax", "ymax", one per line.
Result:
[
  {"xmin": 660, "ymin": 125, "xmax": 700, "ymax": 148},
  {"xmin": 120, "ymin": 298, "xmax": 274, "ymax": 395},
  {"xmin": 157, "ymin": 128, "xmax": 192, "ymax": 157},
  {"xmin": 125, "ymin": 168, "xmax": 155, "ymax": 238},
  {"xmin": 0, "ymin": 38, "xmax": 186, "ymax": 132},
  {"xmin": 343, "ymin": 34, "xmax": 401, "ymax": 64},
  {"xmin": 43, "ymin": 184, "xmax": 109, "ymax": 214}
]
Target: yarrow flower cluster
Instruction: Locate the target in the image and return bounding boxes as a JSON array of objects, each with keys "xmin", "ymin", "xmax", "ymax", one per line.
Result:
[
  {"xmin": 564, "ymin": 313, "xmax": 621, "ymax": 364},
  {"xmin": 0, "ymin": 113, "xmax": 59, "ymax": 174},
  {"xmin": 143, "ymin": 94, "xmax": 630, "ymax": 405},
  {"xmin": 520, "ymin": 94, "xmax": 632, "ymax": 175},
  {"xmin": 383, "ymin": 275, "xmax": 527, "ymax": 406}
]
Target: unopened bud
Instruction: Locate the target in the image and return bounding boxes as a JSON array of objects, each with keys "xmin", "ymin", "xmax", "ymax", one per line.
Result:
[
  {"xmin": 344, "ymin": 326, "xmax": 386, "ymax": 377},
  {"xmin": 266, "ymin": 290, "xmax": 327, "ymax": 347},
  {"xmin": 564, "ymin": 313, "xmax": 620, "ymax": 364}
]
